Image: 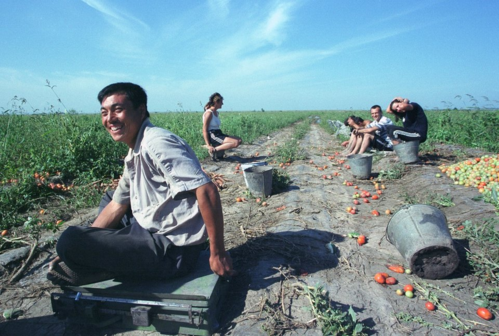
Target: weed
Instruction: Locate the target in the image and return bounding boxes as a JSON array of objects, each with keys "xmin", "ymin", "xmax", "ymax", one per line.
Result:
[
  {"xmin": 474, "ymin": 286, "xmax": 499, "ymax": 310},
  {"xmin": 272, "ymin": 119, "xmax": 311, "ymax": 165},
  {"xmin": 377, "ymin": 162, "xmax": 405, "ymax": 180},
  {"xmin": 22, "ymin": 215, "xmax": 60, "ymax": 242},
  {"xmin": 426, "ymin": 193, "xmax": 455, "ymax": 207},
  {"xmin": 271, "ymin": 169, "xmax": 291, "ymax": 194},
  {"xmin": 401, "ymin": 192, "xmax": 418, "ymax": 205},
  {"xmin": 461, "ymin": 219, "xmax": 499, "ymax": 286},
  {"xmin": 395, "ymin": 312, "xmax": 434, "ymax": 328},
  {"xmin": 294, "ymin": 284, "xmax": 367, "ymax": 335}
]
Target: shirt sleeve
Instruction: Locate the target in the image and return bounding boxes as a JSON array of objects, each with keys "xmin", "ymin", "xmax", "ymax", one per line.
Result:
[
  {"xmin": 113, "ymin": 165, "xmax": 131, "ymax": 205},
  {"xmin": 146, "ymin": 132, "xmax": 211, "ymax": 200}
]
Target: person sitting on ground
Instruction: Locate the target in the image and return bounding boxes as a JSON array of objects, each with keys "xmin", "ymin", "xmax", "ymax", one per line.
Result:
[
  {"xmin": 347, "ymin": 105, "xmax": 394, "ymax": 155},
  {"xmin": 47, "ymin": 82, "xmax": 235, "ymax": 286},
  {"xmin": 385, "ymin": 97, "xmax": 428, "ymax": 146},
  {"xmin": 341, "ymin": 116, "xmax": 371, "ymax": 155},
  {"xmin": 202, "ymin": 93, "xmax": 242, "ymax": 161}
]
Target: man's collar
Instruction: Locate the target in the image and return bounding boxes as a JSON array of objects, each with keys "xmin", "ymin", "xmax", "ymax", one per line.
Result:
[{"xmin": 126, "ymin": 118, "xmax": 152, "ymax": 159}]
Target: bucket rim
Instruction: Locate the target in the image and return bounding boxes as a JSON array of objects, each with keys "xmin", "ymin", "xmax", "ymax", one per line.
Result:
[
  {"xmin": 243, "ymin": 165, "xmax": 273, "ymax": 173},
  {"xmin": 347, "ymin": 153, "xmax": 373, "ymax": 160},
  {"xmin": 385, "ymin": 204, "xmax": 447, "ymax": 244}
]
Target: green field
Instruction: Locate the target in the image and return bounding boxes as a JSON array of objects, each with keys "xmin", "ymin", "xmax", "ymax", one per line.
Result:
[{"xmin": 1, "ymin": 107, "xmax": 498, "ymax": 233}]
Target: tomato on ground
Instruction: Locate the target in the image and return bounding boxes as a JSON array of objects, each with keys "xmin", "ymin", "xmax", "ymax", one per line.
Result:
[
  {"xmin": 425, "ymin": 302, "xmax": 436, "ymax": 311},
  {"xmin": 477, "ymin": 307, "xmax": 493, "ymax": 320},
  {"xmin": 403, "ymin": 284, "xmax": 414, "ymax": 293},
  {"xmin": 385, "ymin": 277, "xmax": 397, "ymax": 285},
  {"xmin": 374, "ymin": 273, "xmax": 386, "ymax": 284}
]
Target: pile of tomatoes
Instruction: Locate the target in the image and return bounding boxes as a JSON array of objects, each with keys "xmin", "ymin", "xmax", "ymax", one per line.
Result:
[{"xmin": 439, "ymin": 154, "xmax": 499, "ymax": 197}]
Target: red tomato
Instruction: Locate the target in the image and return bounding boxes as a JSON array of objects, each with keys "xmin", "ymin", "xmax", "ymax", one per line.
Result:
[
  {"xmin": 374, "ymin": 273, "xmax": 386, "ymax": 284},
  {"xmin": 477, "ymin": 307, "xmax": 493, "ymax": 320},
  {"xmin": 403, "ymin": 284, "xmax": 414, "ymax": 293},
  {"xmin": 425, "ymin": 302, "xmax": 436, "ymax": 311},
  {"xmin": 385, "ymin": 277, "xmax": 397, "ymax": 285},
  {"xmin": 357, "ymin": 235, "xmax": 366, "ymax": 246}
]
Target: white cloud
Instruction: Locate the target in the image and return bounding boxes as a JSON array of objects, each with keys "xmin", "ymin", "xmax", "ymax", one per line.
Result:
[
  {"xmin": 81, "ymin": 0, "xmax": 149, "ymax": 34},
  {"xmin": 256, "ymin": 1, "xmax": 295, "ymax": 45}
]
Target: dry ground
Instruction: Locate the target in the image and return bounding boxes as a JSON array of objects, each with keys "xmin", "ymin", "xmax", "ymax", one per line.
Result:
[{"xmin": 0, "ymin": 121, "xmax": 498, "ymax": 335}]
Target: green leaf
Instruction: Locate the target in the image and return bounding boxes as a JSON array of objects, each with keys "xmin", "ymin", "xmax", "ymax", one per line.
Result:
[{"xmin": 348, "ymin": 305, "xmax": 357, "ymax": 322}]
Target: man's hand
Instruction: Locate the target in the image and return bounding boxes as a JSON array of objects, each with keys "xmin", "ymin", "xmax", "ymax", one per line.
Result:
[
  {"xmin": 209, "ymin": 251, "xmax": 236, "ymax": 278},
  {"xmin": 48, "ymin": 256, "xmax": 61, "ymax": 272}
]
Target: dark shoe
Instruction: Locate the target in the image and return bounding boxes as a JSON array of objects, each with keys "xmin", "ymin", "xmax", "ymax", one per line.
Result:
[
  {"xmin": 211, "ymin": 149, "xmax": 218, "ymax": 161},
  {"xmin": 47, "ymin": 262, "xmax": 115, "ymax": 287}
]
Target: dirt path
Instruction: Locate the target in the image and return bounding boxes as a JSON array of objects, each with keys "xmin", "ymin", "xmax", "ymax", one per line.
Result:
[{"xmin": 1, "ymin": 121, "xmax": 498, "ymax": 335}]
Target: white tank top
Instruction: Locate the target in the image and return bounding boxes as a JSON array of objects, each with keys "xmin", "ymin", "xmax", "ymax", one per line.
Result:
[{"xmin": 203, "ymin": 109, "xmax": 221, "ymax": 130}]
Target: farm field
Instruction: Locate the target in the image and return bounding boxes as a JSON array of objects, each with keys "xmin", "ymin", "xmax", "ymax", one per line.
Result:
[{"xmin": 0, "ymin": 109, "xmax": 499, "ymax": 335}]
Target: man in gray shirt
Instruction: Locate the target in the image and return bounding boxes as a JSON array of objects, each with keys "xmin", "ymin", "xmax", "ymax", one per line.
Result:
[{"xmin": 48, "ymin": 82, "xmax": 234, "ymax": 286}]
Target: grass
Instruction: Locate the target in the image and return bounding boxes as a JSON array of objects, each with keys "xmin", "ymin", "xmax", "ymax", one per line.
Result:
[
  {"xmin": 0, "ymin": 95, "xmax": 498, "ymax": 244},
  {"xmin": 460, "ymin": 219, "xmax": 499, "ymax": 288},
  {"xmin": 294, "ymin": 284, "xmax": 367, "ymax": 335},
  {"xmin": 377, "ymin": 162, "xmax": 405, "ymax": 181}
]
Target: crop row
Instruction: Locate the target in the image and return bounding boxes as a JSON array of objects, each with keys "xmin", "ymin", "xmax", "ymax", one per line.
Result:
[{"xmin": 0, "ymin": 108, "xmax": 498, "ymax": 232}]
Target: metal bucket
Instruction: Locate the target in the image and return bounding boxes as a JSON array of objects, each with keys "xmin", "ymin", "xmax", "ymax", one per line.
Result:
[
  {"xmin": 348, "ymin": 154, "xmax": 373, "ymax": 179},
  {"xmin": 243, "ymin": 166, "xmax": 273, "ymax": 197},
  {"xmin": 386, "ymin": 204, "xmax": 459, "ymax": 279},
  {"xmin": 393, "ymin": 141, "xmax": 419, "ymax": 163},
  {"xmin": 242, "ymin": 162, "xmax": 268, "ymax": 190}
]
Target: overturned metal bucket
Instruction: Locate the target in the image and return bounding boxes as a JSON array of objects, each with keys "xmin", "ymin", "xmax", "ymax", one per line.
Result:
[{"xmin": 386, "ymin": 204, "xmax": 459, "ymax": 279}]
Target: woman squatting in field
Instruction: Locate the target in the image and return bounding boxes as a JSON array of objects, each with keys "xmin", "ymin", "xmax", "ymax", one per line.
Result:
[
  {"xmin": 385, "ymin": 97, "xmax": 428, "ymax": 145},
  {"xmin": 202, "ymin": 93, "xmax": 242, "ymax": 161}
]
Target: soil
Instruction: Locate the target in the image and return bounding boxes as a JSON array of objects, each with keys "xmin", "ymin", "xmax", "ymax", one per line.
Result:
[{"xmin": 1, "ymin": 121, "xmax": 498, "ymax": 335}]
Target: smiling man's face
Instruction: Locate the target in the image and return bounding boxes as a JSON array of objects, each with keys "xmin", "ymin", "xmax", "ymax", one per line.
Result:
[
  {"xmin": 100, "ymin": 93, "xmax": 145, "ymax": 148},
  {"xmin": 370, "ymin": 107, "xmax": 382, "ymax": 122}
]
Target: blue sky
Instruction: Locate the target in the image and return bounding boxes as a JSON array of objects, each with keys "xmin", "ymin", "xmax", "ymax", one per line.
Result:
[{"xmin": 1, "ymin": 0, "xmax": 498, "ymax": 113}]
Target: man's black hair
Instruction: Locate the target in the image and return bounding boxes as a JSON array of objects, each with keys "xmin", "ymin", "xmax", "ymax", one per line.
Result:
[{"xmin": 98, "ymin": 82, "xmax": 150, "ymax": 118}]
